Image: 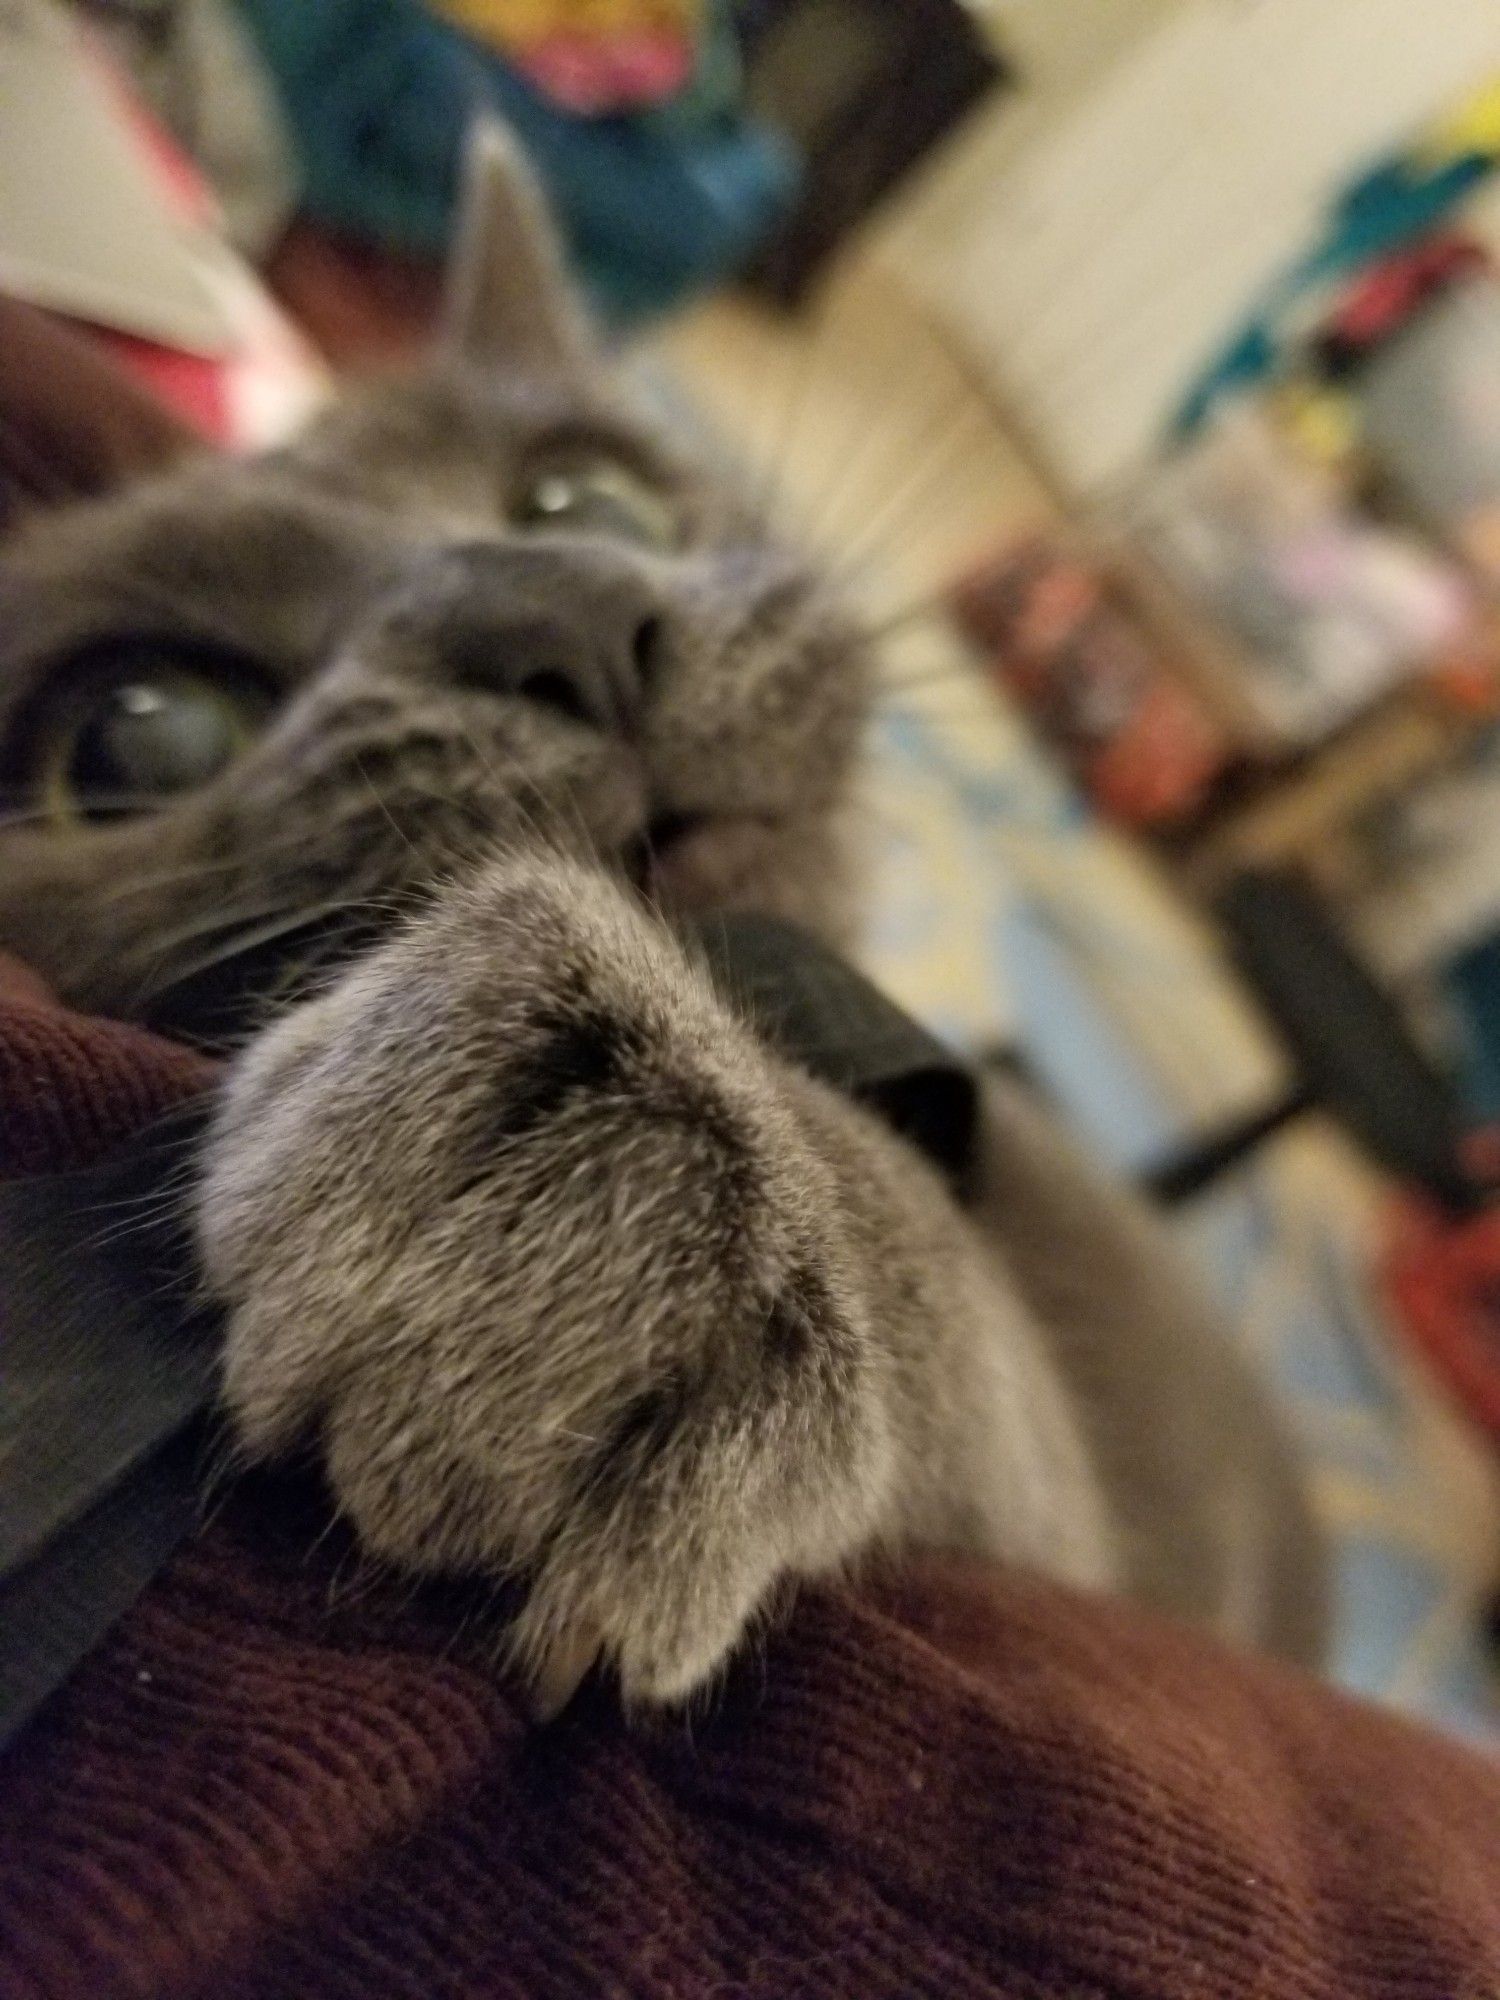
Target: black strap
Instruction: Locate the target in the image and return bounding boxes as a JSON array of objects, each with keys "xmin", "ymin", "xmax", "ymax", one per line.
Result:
[
  {"xmin": 0, "ymin": 922, "xmax": 977, "ymax": 1747},
  {"xmin": 691, "ymin": 913, "xmax": 977, "ymax": 1193},
  {"xmin": 0, "ymin": 1107, "xmax": 218, "ymax": 1744}
]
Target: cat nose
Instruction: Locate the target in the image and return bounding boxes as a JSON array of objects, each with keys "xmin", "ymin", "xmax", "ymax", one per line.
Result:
[
  {"xmin": 411, "ymin": 543, "xmax": 665, "ymax": 733},
  {"xmin": 464, "ymin": 607, "xmax": 661, "ymax": 733}
]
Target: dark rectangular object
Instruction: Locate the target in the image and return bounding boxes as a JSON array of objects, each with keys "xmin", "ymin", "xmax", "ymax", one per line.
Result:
[
  {"xmin": 0, "ymin": 1108, "xmax": 218, "ymax": 1744},
  {"xmin": 736, "ymin": 0, "xmax": 1008, "ymax": 304}
]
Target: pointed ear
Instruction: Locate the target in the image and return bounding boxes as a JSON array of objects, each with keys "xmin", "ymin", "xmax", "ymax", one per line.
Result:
[{"xmin": 441, "ymin": 119, "xmax": 595, "ymax": 380}]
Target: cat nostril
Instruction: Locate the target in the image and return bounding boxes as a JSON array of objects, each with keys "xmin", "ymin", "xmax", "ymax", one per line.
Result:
[
  {"xmin": 516, "ymin": 667, "xmax": 594, "ymax": 725},
  {"xmin": 646, "ymin": 810, "xmax": 707, "ymax": 857},
  {"xmin": 631, "ymin": 616, "xmax": 666, "ymax": 694}
]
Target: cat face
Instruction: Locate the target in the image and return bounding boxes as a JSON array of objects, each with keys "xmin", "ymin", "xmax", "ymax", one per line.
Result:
[{"xmin": 0, "ymin": 129, "xmax": 869, "ymax": 1025}]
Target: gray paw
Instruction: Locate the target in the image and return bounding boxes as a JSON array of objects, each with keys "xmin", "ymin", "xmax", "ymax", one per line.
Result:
[{"xmin": 198, "ymin": 855, "xmax": 891, "ymax": 1706}]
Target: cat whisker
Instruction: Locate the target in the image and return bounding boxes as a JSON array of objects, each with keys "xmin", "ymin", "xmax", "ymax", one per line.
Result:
[
  {"xmin": 126, "ymin": 893, "xmax": 304, "ymax": 959},
  {"xmin": 874, "ymin": 658, "xmax": 988, "ymax": 704},
  {"xmin": 184, "ymin": 877, "xmax": 459, "ymax": 1038},
  {"xmin": 84, "ymin": 1191, "xmax": 199, "ymax": 1253},
  {"xmin": 76, "ymin": 1150, "xmax": 200, "ymax": 1222},
  {"xmin": 749, "ymin": 66, "xmax": 914, "ymax": 527},
  {"xmin": 868, "ymin": 588, "xmax": 958, "ymax": 648},
  {"xmin": 96, "ymin": 855, "xmax": 258, "ymax": 904},
  {"xmin": 0, "ymin": 789, "xmax": 188, "ymax": 832},
  {"xmin": 437, "ymin": 702, "xmax": 565, "ymax": 863},
  {"xmin": 841, "ymin": 409, "xmax": 994, "ymax": 579},
  {"xmin": 804, "ymin": 367, "xmax": 974, "ymax": 557},
  {"xmin": 750, "ymin": 278, "xmax": 848, "ymax": 526},
  {"xmin": 92, "ymin": 825, "xmax": 379, "ymax": 906},
  {"xmin": 124, "ymin": 892, "xmax": 382, "ymax": 1014},
  {"xmin": 351, "ymin": 755, "xmax": 421, "ymax": 862}
]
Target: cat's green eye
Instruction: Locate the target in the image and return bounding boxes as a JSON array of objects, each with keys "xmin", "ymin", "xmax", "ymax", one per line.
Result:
[
  {"xmin": 36, "ymin": 646, "xmax": 272, "ymax": 822},
  {"xmin": 513, "ymin": 455, "xmax": 678, "ymax": 549}
]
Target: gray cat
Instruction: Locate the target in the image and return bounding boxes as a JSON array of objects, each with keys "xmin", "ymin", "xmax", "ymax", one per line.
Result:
[{"xmin": 0, "ymin": 128, "xmax": 1324, "ymax": 1714}]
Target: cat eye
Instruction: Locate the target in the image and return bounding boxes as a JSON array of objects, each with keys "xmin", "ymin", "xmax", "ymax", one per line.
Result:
[
  {"xmin": 31, "ymin": 644, "xmax": 273, "ymax": 822},
  {"xmin": 513, "ymin": 454, "xmax": 678, "ymax": 549}
]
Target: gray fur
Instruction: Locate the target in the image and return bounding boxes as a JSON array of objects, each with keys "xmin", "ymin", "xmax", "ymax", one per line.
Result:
[
  {"xmin": 0, "ymin": 128, "xmax": 1324, "ymax": 1708},
  {"xmin": 443, "ymin": 119, "xmax": 596, "ymax": 381}
]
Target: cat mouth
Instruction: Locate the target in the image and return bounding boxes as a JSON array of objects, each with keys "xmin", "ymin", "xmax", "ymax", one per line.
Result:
[
  {"xmin": 625, "ymin": 810, "xmax": 780, "ymax": 906},
  {"xmin": 623, "ymin": 810, "xmax": 707, "ymax": 887},
  {"xmin": 138, "ymin": 902, "xmax": 394, "ymax": 1050},
  {"xmin": 140, "ymin": 812, "xmax": 781, "ymax": 1049}
]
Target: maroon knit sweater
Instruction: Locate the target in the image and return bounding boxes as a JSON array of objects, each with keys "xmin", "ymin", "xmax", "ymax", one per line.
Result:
[{"xmin": 1, "ymin": 955, "xmax": 1498, "ymax": 2000}]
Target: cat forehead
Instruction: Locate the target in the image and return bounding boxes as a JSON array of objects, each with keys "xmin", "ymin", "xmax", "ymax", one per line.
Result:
[{"xmin": 286, "ymin": 367, "xmax": 676, "ymax": 498}]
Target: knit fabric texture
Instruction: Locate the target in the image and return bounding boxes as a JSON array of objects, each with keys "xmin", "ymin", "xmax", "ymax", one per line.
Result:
[{"xmin": 1, "ymin": 958, "xmax": 1498, "ymax": 2000}]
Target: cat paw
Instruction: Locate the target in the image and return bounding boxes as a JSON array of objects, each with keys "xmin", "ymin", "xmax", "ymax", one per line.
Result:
[{"xmin": 198, "ymin": 854, "xmax": 893, "ymax": 1708}]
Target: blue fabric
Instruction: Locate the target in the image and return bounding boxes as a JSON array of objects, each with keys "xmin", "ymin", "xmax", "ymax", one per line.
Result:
[
  {"xmin": 1445, "ymin": 932, "xmax": 1500, "ymax": 1125},
  {"xmin": 1175, "ymin": 150, "xmax": 1496, "ymax": 436},
  {"xmin": 229, "ymin": 0, "xmax": 797, "ymax": 322}
]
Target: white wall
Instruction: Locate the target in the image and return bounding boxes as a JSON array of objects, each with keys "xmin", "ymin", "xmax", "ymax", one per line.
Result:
[{"xmin": 878, "ymin": 0, "xmax": 1500, "ymax": 500}]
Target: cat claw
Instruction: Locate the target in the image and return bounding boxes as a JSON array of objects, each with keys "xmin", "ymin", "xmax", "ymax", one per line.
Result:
[{"xmin": 518, "ymin": 1626, "xmax": 600, "ymax": 1725}]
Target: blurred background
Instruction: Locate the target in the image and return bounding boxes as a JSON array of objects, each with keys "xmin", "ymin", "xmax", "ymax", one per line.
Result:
[{"xmin": 4, "ymin": 0, "xmax": 1499, "ymax": 1736}]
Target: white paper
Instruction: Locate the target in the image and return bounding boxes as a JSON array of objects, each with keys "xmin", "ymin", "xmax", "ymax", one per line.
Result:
[
  {"xmin": 0, "ymin": 0, "xmax": 233, "ymax": 353},
  {"xmin": 910, "ymin": 0, "xmax": 1500, "ymax": 498}
]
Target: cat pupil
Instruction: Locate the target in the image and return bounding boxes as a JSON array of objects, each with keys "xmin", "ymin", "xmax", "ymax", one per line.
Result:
[
  {"xmin": 68, "ymin": 672, "xmax": 242, "ymax": 806},
  {"xmin": 515, "ymin": 459, "xmax": 676, "ymax": 549}
]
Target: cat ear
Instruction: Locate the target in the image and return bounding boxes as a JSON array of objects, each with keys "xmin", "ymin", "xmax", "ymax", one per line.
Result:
[{"xmin": 441, "ymin": 118, "xmax": 596, "ymax": 381}]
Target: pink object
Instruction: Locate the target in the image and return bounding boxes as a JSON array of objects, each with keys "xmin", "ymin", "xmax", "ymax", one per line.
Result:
[
  {"xmin": 520, "ymin": 29, "xmax": 695, "ymax": 112},
  {"xmin": 97, "ymin": 328, "xmax": 232, "ymax": 445},
  {"xmin": 45, "ymin": 29, "xmax": 324, "ymax": 449}
]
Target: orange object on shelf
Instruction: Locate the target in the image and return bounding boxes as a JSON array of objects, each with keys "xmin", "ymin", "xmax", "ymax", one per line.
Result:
[
  {"xmin": 1426, "ymin": 609, "xmax": 1500, "ymax": 715},
  {"xmin": 950, "ymin": 537, "xmax": 1230, "ymax": 831}
]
